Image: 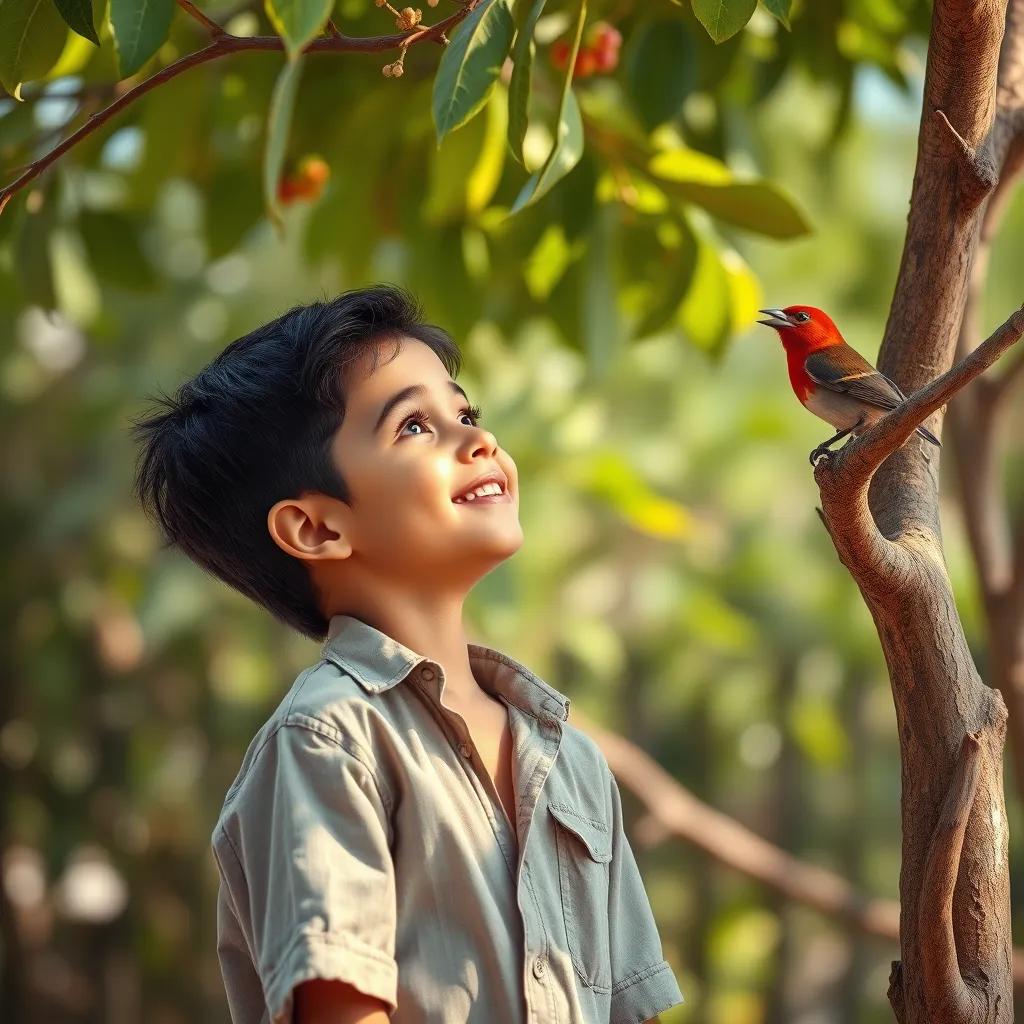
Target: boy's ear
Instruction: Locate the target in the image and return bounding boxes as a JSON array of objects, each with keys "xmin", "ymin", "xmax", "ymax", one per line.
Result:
[{"xmin": 267, "ymin": 494, "xmax": 353, "ymax": 562}]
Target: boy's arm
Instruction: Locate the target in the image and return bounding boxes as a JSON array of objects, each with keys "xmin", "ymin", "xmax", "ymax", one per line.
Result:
[
  {"xmin": 294, "ymin": 978, "xmax": 391, "ymax": 1024},
  {"xmin": 605, "ymin": 766, "xmax": 685, "ymax": 1021},
  {"xmin": 217, "ymin": 722, "xmax": 399, "ymax": 1023}
]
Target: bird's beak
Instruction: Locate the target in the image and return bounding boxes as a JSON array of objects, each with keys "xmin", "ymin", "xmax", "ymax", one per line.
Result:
[{"xmin": 757, "ymin": 308, "xmax": 792, "ymax": 329}]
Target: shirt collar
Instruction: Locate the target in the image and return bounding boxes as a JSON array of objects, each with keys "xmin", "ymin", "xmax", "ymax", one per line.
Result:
[{"xmin": 320, "ymin": 613, "xmax": 570, "ymax": 723}]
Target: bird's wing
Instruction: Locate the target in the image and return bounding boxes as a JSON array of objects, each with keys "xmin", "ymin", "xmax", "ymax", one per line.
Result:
[{"xmin": 804, "ymin": 346, "xmax": 905, "ymax": 411}]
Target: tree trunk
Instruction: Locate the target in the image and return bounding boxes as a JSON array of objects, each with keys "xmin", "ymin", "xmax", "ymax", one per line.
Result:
[{"xmin": 809, "ymin": 2, "xmax": 1024, "ymax": 1020}]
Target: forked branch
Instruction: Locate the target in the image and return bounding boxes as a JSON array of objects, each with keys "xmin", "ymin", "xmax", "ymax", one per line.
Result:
[{"xmin": 918, "ymin": 731, "xmax": 984, "ymax": 1023}]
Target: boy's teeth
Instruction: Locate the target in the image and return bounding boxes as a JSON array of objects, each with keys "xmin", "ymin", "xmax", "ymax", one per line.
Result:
[{"xmin": 455, "ymin": 482, "xmax": 503, "ymax": 503}]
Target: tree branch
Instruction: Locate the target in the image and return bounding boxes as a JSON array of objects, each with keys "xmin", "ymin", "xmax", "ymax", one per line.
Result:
[
  {"xmin": 0, "ymin": 0, "xmax": 480, "ymax": 217},
  {"xmin": 918, "ymin": 731, "xmax": 985, "ymax": 1024},
  {"xmin": 575, "ymin": 708, "xmax": 900, "ymax": 940},
  {"xmin": 827, "ymin": 303, "xmax": 1024, "ymax": 489},
  {"xmin": 176, "ymin": 0, "xmax": 229, "ymax": 36},
  {"xmin": 575, "ymin": 708, "xmax": 1024, "ymax": 988}
]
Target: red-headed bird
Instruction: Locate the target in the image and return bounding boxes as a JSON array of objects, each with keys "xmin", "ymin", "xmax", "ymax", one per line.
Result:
[{"xmin": 757, "ymin": 305, "xmax": 941, "ymax": 466}]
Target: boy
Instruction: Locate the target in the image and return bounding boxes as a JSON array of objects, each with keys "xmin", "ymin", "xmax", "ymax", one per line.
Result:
[{"xmin": 131, "ymin": 284, "xmax": 684, "ymax": 1023}]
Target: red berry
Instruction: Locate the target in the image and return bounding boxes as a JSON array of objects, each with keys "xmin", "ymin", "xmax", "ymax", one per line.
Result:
[
  {"xmin": 550, "ymin": 39, "xmax": 570, "ymax": 69},
  {"xmin": 278, "ymin": 178, "xmax": 300, "ymax": 204},
  {"xmin": 591, "ymin": 44, "xmax": 619, "ymax": 73},
  {"xmin": 573, "ymin": 48, "xmax": 598, "ymax": 78},
  {"xmin": 591, "ymin": 23, "xmax": 621, "ymax": 50}
]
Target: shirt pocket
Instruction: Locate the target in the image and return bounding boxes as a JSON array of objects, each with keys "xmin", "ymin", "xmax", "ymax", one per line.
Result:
[{"xmin": 548, "ymin": 801, "xmax": 613, "ymax": 992}]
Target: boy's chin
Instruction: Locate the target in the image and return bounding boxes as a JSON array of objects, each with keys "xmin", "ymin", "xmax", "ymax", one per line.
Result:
[{"xmin": 462, "ymin": 529, "xmax": 525, "ymax": 564}]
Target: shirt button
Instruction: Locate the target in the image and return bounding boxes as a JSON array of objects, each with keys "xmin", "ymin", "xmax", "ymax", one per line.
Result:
[
  {"xmin": 458, "ymin": 743, "xmax": 472, "ymax": 758},
  {"xmin": 420, "ymin": 667, "xmax": 435, "ymax": 681},
  {"xmin": 532, "ymin": 956, "xmax": 546, "ymax": 980}
]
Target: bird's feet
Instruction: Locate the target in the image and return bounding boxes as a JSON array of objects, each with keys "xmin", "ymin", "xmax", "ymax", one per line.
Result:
[{"xmin": 809, "ymin": 445, "xmax": 833, "ymax": 467}]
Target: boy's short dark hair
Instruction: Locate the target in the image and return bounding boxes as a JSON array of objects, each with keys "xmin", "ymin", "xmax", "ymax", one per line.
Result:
[{"xmin": 130, "ymin": 284, "xmax": 462, "ymax": 641}]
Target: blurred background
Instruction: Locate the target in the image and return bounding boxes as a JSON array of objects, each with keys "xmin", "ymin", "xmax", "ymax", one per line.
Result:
[{"xmin": 2, "ymin": 0, "xmax": 1023, "ymax": 1021}]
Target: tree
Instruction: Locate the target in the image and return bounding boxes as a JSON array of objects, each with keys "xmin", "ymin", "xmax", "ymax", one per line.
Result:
[{"xmin": 809, "ymin": 1, "xmax": 1024, "ymax": 1018}]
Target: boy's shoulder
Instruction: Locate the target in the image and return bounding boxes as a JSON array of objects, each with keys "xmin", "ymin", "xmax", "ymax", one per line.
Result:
[
  {"xmin": 211, "ymin": 656, "xmax": 382, "ymax": 836},
  {"xmin": 557, "ymin": 715, "xmax": 612, "ymax": 776}
]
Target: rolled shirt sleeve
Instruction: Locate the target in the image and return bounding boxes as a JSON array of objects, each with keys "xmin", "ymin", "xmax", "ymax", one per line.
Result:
[
  {"xmin": 605, "ymin": 767, "xmax": 684, "ymax": 1024},
  {"xmin": 212, "ymin": 716, "xmax": 398, "ymax": 1023}
]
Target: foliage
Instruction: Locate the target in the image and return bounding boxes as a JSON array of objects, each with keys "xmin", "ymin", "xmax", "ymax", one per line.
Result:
[
  {"xmin": 8, "ymin": 1, "xmax": 1023, "ymax": 1022},
  {"xmin": 1, "ymin": 0, "xmax": 931, "ymax": 358}
]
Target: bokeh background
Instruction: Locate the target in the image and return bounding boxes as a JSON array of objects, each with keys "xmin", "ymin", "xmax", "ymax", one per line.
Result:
[{"xmin": 2, "ymin": 0, "xmax": 1023, "ymax": 1021}]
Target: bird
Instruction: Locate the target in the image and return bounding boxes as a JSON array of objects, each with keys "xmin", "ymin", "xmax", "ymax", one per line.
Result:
[{"xmin": 757, "ymin": 305, "xmax": 941, "ymax": 467}]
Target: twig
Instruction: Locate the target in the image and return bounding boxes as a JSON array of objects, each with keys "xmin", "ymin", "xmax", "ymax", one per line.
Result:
[
  {"xmin": 0, "ymin": 0, "xmax": 481, "ymax": 216},
  {"xmin": 176, "ymin": 0, "xmax": 228, "ymax": 35},
  {"xmin": 918, "ymin": 731, "xmax": 984, "ymax": 1024},
  {"xmin": 576, "ymin": 707, "xmax": 901, "ymax": 940},
  {"xmin": 828, "ymin": 304, "xmax": 1024, "ymax": 488}
]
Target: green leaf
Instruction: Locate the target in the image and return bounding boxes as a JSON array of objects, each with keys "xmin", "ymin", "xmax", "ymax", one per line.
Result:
[
  {"xmin": 760, "ymin": 0, "xmax": 790, "ymax": 29},
  {"xmin": 629, "ymin": 217, "xmax": 698, "ymax": 341},
  {"xmin": 204, "ymin": 165, "xmax": 265, "ymax": 260},
  {"xmin": 524, "ymin": 223, "xmax": 579, "ymax": 300},
  {"xmin": 648, "ymin": 149, "xmax": 811, "ymax": 238},
  {"xmin": 691, "ymin": 0, "xmax": 757, "ymax": 43},
  {"xmin": 508, "ymin": 0, "xmax": 587, "ymax": 215},
  {"xmin": 510, "ymin": 87, "xmax": 584, "ymax": 214},
  {"xmin": 625, "ymin": 18, "xmax": 696, "ymax": 131},
  {"xmin": 425, "ymin": 85, "xmax": 507, "ymax": 224},
  {"xmin": 0, "ymin": 0, "xmax": 68, "ymax": 94},
  {"xmin": 78, "ymin": 210, "xmax": 158, "ymax": 290},
  {"xmin": 53, "ymin": 0, "xmax": 99, "ymax": 45},
  {"xmin": 722, "ymin": 246, "xmax": 762, "ymax": 333},
  {"xmin": 14, "ymin": 174, "xmax": 61, "ymax": 310},
  {"xmin": 433, "ymin": 0, "xmax": 516, "ymax": 145},
  {"xmin": 581, "ymin": 202, "xmax": 619, "ymax": 378},
  {"xmin": 677, "ymin": 215, "xmax": 731, "ymax": 357},
  {"xmin": 125, "ymin": 69, "xmax": 207, "ymax": 208},
  {"xmin": 264, "ymin": 0, "xmax": 333, "ymax": 60},
  {"xmin": 263, "ymin": 52, "xmax": 306, "ymax": 237},
  {"xmin": 676, "ymin": 181, "xmax": 810, "ymax": 238},
  {"xmin": 507, "ymin": 0, "xmax": 547, "ymax": 166},
  {"xmin": 110, "ymin": 0, "xmax": 174, "ymax": 77},
  {"xmin": 649, "ymin": 147, "xmax": 732, "ymax": 185}
]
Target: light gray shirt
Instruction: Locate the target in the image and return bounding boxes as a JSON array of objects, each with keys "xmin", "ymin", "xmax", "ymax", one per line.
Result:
[{"xmin": 211, "ymin": 613, "xmax": 684, "ymax": 1023}]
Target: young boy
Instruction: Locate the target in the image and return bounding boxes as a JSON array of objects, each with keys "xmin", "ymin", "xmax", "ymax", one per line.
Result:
[{"xmin": 131, "ymin": 284, "xmax": 684, "ymax": 1023}]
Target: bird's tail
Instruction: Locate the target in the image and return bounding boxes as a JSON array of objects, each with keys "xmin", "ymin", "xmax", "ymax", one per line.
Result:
[{"xmin": 916, "ymin": 424, "xmax": 941, "ymax": 447}]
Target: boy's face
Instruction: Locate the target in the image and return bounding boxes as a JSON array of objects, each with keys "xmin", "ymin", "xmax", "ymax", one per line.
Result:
[{"xmin": 302, "ymin": 335, "xmax": 523, "ymax": 593}]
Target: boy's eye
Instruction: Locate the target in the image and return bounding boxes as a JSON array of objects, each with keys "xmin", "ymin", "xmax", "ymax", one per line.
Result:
[{"xmin": 396, "ymin": 404, "xmax": 483, "ymax": 438}]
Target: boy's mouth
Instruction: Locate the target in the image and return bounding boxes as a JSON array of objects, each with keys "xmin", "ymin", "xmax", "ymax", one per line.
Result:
[
  {"xmin": 453, "ymin": 481, "xmax": 510, "ymax": 505},
  {"xmin": 452, "ymin": 472, "xmax": 508, "ymax": 504}
]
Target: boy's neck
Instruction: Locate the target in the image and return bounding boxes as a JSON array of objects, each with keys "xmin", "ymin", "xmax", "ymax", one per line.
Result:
[{"xmin": 329, "ymin": 603, "xmax": 486, "ymax": 705}]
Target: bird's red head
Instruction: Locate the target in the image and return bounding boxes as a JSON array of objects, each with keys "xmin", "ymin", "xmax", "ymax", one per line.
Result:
[{"xmin": 757, "ymin": 305, "xmax": 845, "ymax": 350}]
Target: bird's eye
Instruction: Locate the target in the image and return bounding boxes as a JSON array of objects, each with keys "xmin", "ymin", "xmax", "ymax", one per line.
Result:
[{"xmin": 795, "ymin": 312, "xmax": 811, "ymax": 322}]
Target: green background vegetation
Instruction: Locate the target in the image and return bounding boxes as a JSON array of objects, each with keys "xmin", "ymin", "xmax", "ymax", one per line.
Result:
[{"xmin": 2, "ymin": 0, "xmax": 1023, "ymax": 1020}]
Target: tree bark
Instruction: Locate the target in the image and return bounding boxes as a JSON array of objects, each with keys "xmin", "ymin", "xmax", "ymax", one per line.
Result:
[
  {"xmin": 808, "ymin": 1, "xmax": 1024, "ymax": 1020},
  {"xmin": 945, "ymin": 0, "xmax": 1024, "ymax": 805}
]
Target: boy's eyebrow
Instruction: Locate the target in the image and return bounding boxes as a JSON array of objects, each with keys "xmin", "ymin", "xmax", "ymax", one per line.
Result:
[{"xmin": 373, "ymin": 380, "xmax": 469, "ymax": 435}]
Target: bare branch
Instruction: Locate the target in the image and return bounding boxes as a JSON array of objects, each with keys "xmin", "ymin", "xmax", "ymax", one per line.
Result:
[
  {"xmin": 838, "ymin": 304, "xmax": 1024, "ymax": 487},
  {"xmin": 919, "ymin": 731, "xmax": 985, "ymax": 1024},
  {"xmin": 574, "ymin": 708, "xmax": 901, "ymax": 941},
  {"xmin": 0, "ymin": 0, "xmax": 481, "ymax": 217},
  {"xmin": 176, "ymin": 0, "xmax": 228, "ymax": 35},
  {"xmin": 576, "ymin": 707, "xmax": 1024, "ymax": 989}
]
